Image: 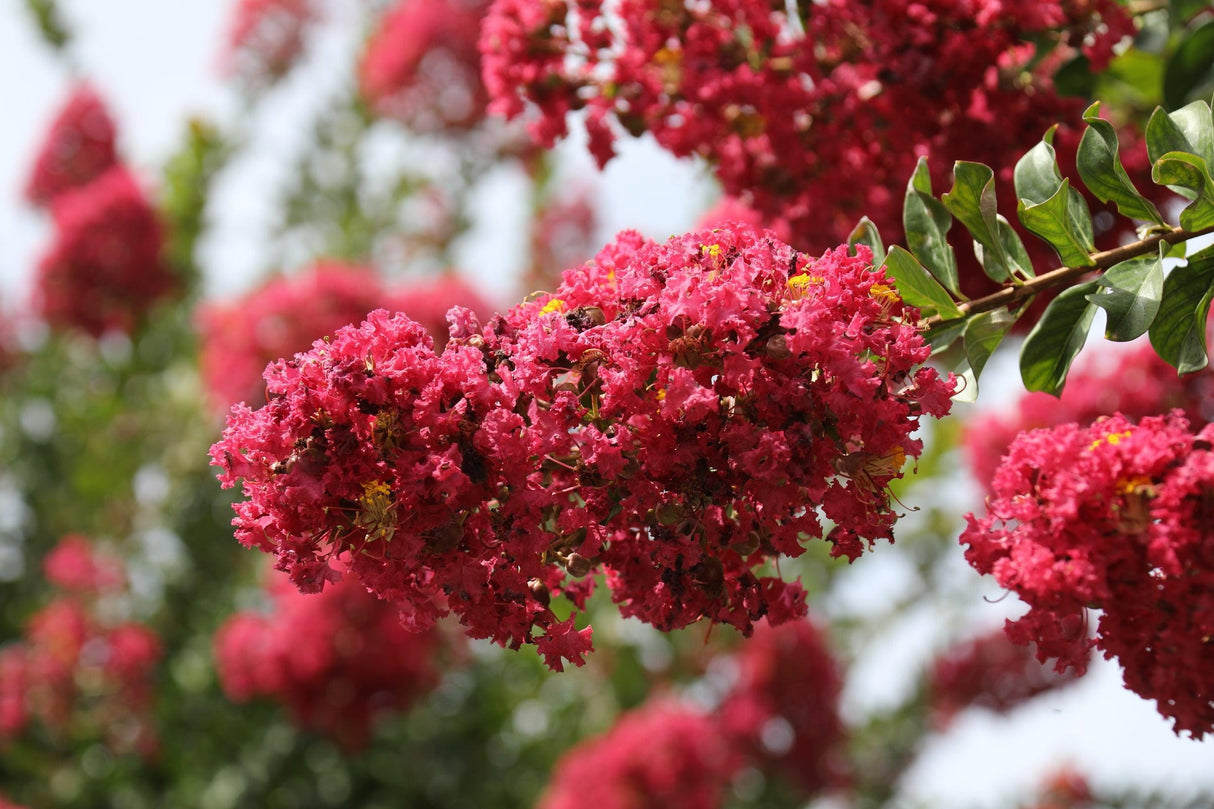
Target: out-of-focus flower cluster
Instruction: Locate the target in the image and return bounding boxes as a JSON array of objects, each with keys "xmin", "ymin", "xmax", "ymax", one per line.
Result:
[
  {"xmin": 197, "ymin": 262, "xmax": 490, "ymax": 411},
  {"xmin": 538, "ymin": 620, "xmax": 846, "ymax": 808},
  {"xmin": 962, "ymin": 412, "xmax": 1214, "ymax": 738},
  {"xmin": 220, "ymin": 0, "xmax": 316, "ymax": 88},
  {"xmin": 359, "ymin": 0, "xmax": 490, "ymax": 133},
  {"xmin": 928, "ymin": 628, "xmax": 1088, "ymax": 725},
  {"xmin": 23, "ymin": 86, "xmax": 175, "ymax": 337},
  {"xmin": 965, "ymin": 341, "xmax": 1214, "ymax": 490},
  {"xmin": 0, "ymin": 536, "xmax": 161, "ymax": 756},
  {"xmin": 23, "ymin": 84, "xmax": 117, "ymax": 207},
  {"xmin": 479, "ymin": 0, "xmax": 1148, "ymax": 296},
  {"xmin": 213, "ymin": 568, "xmax": 444, "ymax": 749},
  {"xmin": 212, "ymin": 222, "xmax": 953, "ymax": 670},
  {"xmin": 1022, "ymin": 768, "xmax": 1094, "ymax": 809}
]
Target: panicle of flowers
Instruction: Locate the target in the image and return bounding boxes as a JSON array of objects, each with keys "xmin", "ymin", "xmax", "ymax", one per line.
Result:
[
  {"xmin": 33, "ymin": 166, "xmax": 175, "ymax": 337},
  {"xmin": 0, "ymin": 536, "xmax": 161, "ymax": 756},
  {"xmin": 23, "ymin": 84, "xmax": 118, "ymax": 207},
  {"xmin": 479, "ymin": 0, "xmax": 1145, "ymax": 276},
  {"xmin": 928, "ymin": 627, "xmax": 1088, "ymax": 725},
  {"xmin": 220, "ymin": 0, "xmax": 316, "ymax": 88},
  {"xmin": 359, "ymin": 0, "xmax": 490, "ymax": 132},
  {"xmin": 717, "ymin": 620, "xmax": 847, "ymax": 797},
  {"xmin": 213, "ymin": 569, "xmax": 443, "ymax": 749},
  {"xmin": 536, "ymin": 701, "xmax": 741, "ymax": 809},
  {"xmin": 961, "ymin": 412, "xmax": 1214, "ymax": 738},
  {"xmin": 212, "ymin": 222, "xmax": 953, "ymax": 670},
  {"xmin": 197, "ymin": 262, "xmax": 490, "ymax": 411},
  {"xmin": 965, "ymin": 341, "xmax": 1214, "ymax": 490}
]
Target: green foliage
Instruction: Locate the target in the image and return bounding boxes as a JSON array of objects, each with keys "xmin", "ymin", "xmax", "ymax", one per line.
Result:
[
  {"xmin": 1077, "ymin": 102, "xmax": 1167, "ymax": 226},
  {"xmin": 1019, "ymin": 280, "xmax": 1100, "ymax": 395},
  {"xmin": 942, "ymin": 162, "xmax": 1031, "ymax": 282},
  {"xmin": 880, "ymin": 246, "xmax": 963, "ymax": 320},
  {"xmin": 1150, "ymin": 243, "xmax": 1214, "ymax": 373},
  {"xmin": 1164, "ymin": 19, "xmax": 1214, "ymax": 110},
  {"xmin": 903, "ymin": 158, "xmax": 961, "ymax": 295},
  {"xmin": 1087, "ymin": 244, "xmax": 1167, "ymax": 342},
  {"xmin": 22, "ymin": 0, "xmax": 70, "ymax": 51}
]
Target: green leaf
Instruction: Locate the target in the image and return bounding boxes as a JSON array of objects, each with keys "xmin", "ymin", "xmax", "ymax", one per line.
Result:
[
  {"xmin": 1077, "ymin": 102, "xmax": 1167, "ymax": 225},
  {"xmin": 934, "ymin": 310, "xmax": 1018, "ymax": 403},
  {"xmin": 1018, "ymin": 179, "xmax": 1097, "ymax": 268},
  {"xmin": 1152, "ymin": 151, "xmax": 1214, "ymax": 230},
  {"xmin": 1145, "ymin": 99, "xmax": 1214, "ymax": 168},
  {"xmin": 943, "ymin": 161, "xmax": 1026, "ymax": 283},
  {"xmin": 1020, "ymin": 280, "xmax": 1100, "ymax": 395},
  {"xmin": 1164, "ymin": 20, "xmax": 1214, "ymax": 110},
  {"xmin": 880, "ymin": 246, "xmax": 963, "ymax": 319},
  {"xmin": 903, "ymin": 157, "xmax": 961, "ymax": 296},
  {"xmin": 1014, "ymin": 127, "xmax": 1065, "ymax": 205},
  {"xmin": 847, "ymin": 216, "xmax": 886, "ymax": 264},
  {"xmin": 1149, "ymin": 244, "xmax": 1214, "ymax": 373},
  {"xmin": 1086, "ymin": 243, "xmax": 1166, "ymax": 342},
  {"xmin": 997, "ymin": 216, "xmax": 1035, "ymax": 278}
]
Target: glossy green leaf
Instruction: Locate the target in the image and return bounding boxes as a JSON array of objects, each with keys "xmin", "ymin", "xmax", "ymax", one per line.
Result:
[
  {"xmin": 903, "ymin": 157, "xmax": 960, "ymax": 296},
  {"xmin": 1014, "ymin": 127, "xmax": 1064, "ymax": 205},
  {"xmin": 1020, "ymin": 280, "xmax": 1100, "ymax": 395},
  {"xmin": 880, "ymin": 246, "xmax": 963, "ymax": 319},
  {"xmin": 1152, "ymin": 151, "xmax": 1214, "ymax": 230},
  {"xmin": 1086, "ymin": 243, "xmax": 1166, "ymax": 342},
  {"xmin": 1163, "ymin": 20, "xmax": 1214, "ymax": 110},
  {"xmin": 934, "ymin": 310, "xmax": 1018, "ymax": 403},
  {"xmin": 943, "ymin": 161, "xmax": 1025, "ymax": 283},
  {"xmin": 847, "ymin": 216, "xmax": 886, "ymax": 264},
  {"xmin": 1077, "ymin": 102, "xmax": 1167, "ymax": 225},
  {"xmin": 1145, "ymin": 99, "xmax": 1214, "ymax": 168},
  {"xmin": 1018, "ymin": 179, "xmax": 1097, "ymax": 268},
  {"xmin": 1149, "ymin": 244, "xmax": 1214, "ymax": 373}
]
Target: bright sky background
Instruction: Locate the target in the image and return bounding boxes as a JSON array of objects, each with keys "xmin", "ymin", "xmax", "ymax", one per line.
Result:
[{"xmin": 1, "ymin": 1, "xmax": 1211, "ymax": 805}]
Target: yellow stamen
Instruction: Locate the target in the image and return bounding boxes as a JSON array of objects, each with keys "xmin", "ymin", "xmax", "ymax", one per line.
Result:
[{"xmin": 540, "ymin": 298, "xmax": 566, "ymax": 315}]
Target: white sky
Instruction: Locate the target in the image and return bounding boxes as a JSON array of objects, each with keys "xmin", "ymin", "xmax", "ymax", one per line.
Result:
[{"xmin": 0, "ymin": 0, "xmax": 1211, "ymax": 803}]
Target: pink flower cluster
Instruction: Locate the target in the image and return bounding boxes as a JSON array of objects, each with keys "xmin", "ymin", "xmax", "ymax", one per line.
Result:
[
  {"xmin": 213, "ymin": 569, "xmax": 442, "ymax": 749},
  {"xmin": 198, "ymin": 263, "xmax": 490, "ymax": 411},
  {"xmin": 0, "ymin": 536, "xmax": 161, "ymax": 755},
  {"xmin": 962, "ymin": 412, "xmax": 1214, "ymax": 738},
  {"xmin": 33, "ymin": 166, "xmax": 174, "ymax": 337},
  {"xmin": 23, "ymin": 84, "xmax": 117, "ymax": 207},
  {"xmin": 966, "ymin": 342, "xmax": 1214, "ymax": 490},
  {"xmin": 220, "ymin": 0, "xmax": 315, "ymax": 86},
  {"xmin": 928, "ymin": 628, "xmax": 1087, "ymax": 725},
  {"xmin": 359, "ymin": 0, "xmax": 490, "ymax": 132},
  {"xmin": 212, "ymin": 223, "xmax": 952, "ymax": 670},
  {"xmin": 538, "ymin": 703, "xmax": 738, "ymax": 809},
  {"xmin": 23, "ymin": 86, "xmax": 175, "ymax": 337},
  {"xmin": 539, "ymin": 620, "xmax": 845, "ymax": 807},
  {"xmin": 717, "ymin": 620, "xmax": 847, "ymax": 795},
  {"xmin": 480, "ymin": 0, "xmax": 1136, "ymax": 255}
]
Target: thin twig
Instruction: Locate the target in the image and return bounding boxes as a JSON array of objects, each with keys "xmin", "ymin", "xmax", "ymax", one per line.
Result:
[{"xmin": 922, "ymin": 223, "xmax": 1214, "ymax": 330}]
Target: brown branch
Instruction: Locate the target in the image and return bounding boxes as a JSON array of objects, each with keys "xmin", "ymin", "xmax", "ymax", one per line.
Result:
[{"xmin": 922, "ymin": 224, "xmax": 1214, "ymax": 331}]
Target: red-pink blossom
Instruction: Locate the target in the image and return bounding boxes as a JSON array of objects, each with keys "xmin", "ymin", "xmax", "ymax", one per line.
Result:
[
  {"xmin": 212, "ymin": 223, "xmax": 953, "ymax": 670},
  {"xmin": 42, "ymin": 533, "xmax": 125, "ymax": 594},
  {"xmin": 962, "ymin": 412, "xmax": 1214, "ymax": 738},
  {"xmin": 359, "ymin": 0, "xmax": 490, "ymax": 132},
  {"xmin": 213, "ymin": 569, "xmax": 442, "ymax": 749},
  {"xmin": 965, "ymin": 342, "xmax": 1214, "ymax": 491},
  {"xmin": 928, "ymin": 628, "xmax": 1087, "ymax": 724},
  {"xmin": 33, "ymin": 166, "xmax": 175, "ymax": 337},
  {"xmin": 718, "ymin": 620, "xmax": 847, "ymax": 797},
  {"xmin": 0, "ymin": 537, "xmax": 161, "ymax": 753},
  {"xmin": 23, "ymin": 84, "xmax": 118, "ymax": 207},
  {"xmin": 197, "ymin": 263, "xmax": 491, "ymax": 411},
  {"xmin": 220, "ymin": 0, "xmax": 315, "ymax": 86},
  {"xmin": 480, "ymin": 0, "xmax": 1145, "ymax": 292},
  {"xmin": 1023, "ymin": 767, "xmax": 1094, "ymax": 809},
  {"xmin": 537, "ymin": 702, "xmax": 740, "ymax": 809}
]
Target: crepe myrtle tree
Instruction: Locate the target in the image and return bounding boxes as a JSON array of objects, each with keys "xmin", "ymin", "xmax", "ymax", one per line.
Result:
[
  {"xmin": 8, "ymin": 1, "xmax": 1214, "ymax": 808},
  {"xmin": 216, "ymin": 24, "xmax": 1214, "ymax": 744}
]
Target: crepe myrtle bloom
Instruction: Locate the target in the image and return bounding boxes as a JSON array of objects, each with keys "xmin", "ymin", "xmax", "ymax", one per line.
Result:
[{"xmin": 213, "ymin": 223, "xmax": 953, "ymax": 669}]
